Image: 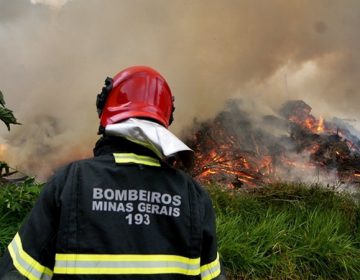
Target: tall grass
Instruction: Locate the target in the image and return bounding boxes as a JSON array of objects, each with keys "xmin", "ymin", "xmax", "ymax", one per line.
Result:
[
  {"xmin": 0, "ymin": 180, "xmax": 359, "ymax": 279},
  {"xmin": 210, "ymin": 183, "xmax": 360, "ymax": 279}
]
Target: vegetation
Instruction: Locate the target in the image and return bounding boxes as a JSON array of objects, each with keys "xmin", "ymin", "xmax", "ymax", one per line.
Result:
[
  {"xmin": 0, "ymin": 90, "xmax": 21, "ymax": 130},
  {"xmin": 210, "ymin": 183, "xmax": 360, "ymax": 279},
  {"xmin": 0, "ymin": 179, "xmax": 42, "ymax": 253},
  {"xmin": 0, "ymin": 181, "xmax": 359, "ymax": 279}
]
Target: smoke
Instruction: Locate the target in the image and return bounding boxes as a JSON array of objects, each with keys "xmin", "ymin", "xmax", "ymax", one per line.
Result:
[
  {"xmin": 0, "ymin": 0, "xmax": 359, "ymax": 180},
  {"xmin": 184, "ymin": 99, "xmax": 360, "ymax": 190},
  {"xmin": 30, "ymin": 0, "xmax": 71, "ymax": 9}
]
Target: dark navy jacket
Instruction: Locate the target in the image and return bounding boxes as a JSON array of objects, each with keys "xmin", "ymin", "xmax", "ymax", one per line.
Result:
[{"xmin": 0, "ymin": 137, "xmax": 221, "ymax": 280}]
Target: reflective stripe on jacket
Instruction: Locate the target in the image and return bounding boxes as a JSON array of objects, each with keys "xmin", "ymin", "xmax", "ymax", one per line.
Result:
[{"xmin": 0, "ymin": 139, "xmax": 221, "ymax": 280}]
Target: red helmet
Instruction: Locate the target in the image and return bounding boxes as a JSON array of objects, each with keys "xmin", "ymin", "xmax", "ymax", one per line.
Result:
[{"xmin": 97, "ymin": 66, "xmax": 174, "ymax": 132}]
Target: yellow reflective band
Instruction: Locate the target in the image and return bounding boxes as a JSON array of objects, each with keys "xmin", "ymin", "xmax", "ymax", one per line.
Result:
[
  {"xmin": 200, "ymin": 253, "xmax": 221, "ymax": 280},
  {"xmin": 55, "ymin": 253, "xmax": 199, "ymax": 263},
  {"xmin": 54, "ymin": 253, "xmax": 200, "ymax": 276},
  {"xmin": 8, "ymin": 233, "xmax": 53, "ymax": 280},
  {"xmin": 113, "ymin": 153, "xmax": 160, "ymax": 167}
]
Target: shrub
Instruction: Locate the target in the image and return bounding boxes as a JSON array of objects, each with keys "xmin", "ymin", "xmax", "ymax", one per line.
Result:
[{"xmin": 0, "ymin": 178, "xmax": 42, "ymax": 254}]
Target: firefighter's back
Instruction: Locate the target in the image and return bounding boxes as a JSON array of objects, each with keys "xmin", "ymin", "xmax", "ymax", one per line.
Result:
[{"xmin": 52, "ymin": 152, "xmax": 213, "ymax": 279}]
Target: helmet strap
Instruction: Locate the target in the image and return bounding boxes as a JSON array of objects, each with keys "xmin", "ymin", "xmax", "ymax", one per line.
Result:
[
  {"xmin": 96, "ymin": 77, "xmax": 113, "ymax": 117},
  {"xmin": 169, "ymin": 96, "xmax": 175, "ymax": 126}
]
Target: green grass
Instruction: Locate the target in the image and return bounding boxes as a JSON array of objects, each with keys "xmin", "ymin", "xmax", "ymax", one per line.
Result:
[
  {"xmin": 210, "ymin": 183, "xmax": 360, "ymax": 279},
  {"xmin": 0, "ymin": 180, "xmax": 359, "ymax": 279}
]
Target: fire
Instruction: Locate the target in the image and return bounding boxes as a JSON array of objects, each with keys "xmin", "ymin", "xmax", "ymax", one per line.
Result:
[
  {"xmin": 0, "ymin": 143, "xmax": 8, "ymax": 159},
  {"xmin": 316, "ymin": 116, "xmax": 325, "ymax": 133},
  {"xmin": 291, "ymin": 114, "xmax": 326, "ymax": 134},
  {"xmin": 184, "ymin": 100, "xmax": 360, "ymax": 188}
]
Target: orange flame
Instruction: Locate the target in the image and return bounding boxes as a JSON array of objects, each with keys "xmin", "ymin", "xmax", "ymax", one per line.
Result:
[
  {"xmin": 0, "ymin": 144, "xmax": 8, "ymax": 159},
  {"xmin": 316, "ymin": 116, "xmax": 325, "ymax": 133}
]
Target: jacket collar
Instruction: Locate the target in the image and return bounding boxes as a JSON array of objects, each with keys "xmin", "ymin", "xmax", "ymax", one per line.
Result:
[{"xmin": 93, "ymin": 136, "xmax": 158, "ymax": 159}]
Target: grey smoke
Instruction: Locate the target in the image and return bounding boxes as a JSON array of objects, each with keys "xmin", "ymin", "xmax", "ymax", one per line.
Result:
[{"xmin": 0, "ymin": 0, "xmax": 359, "ymax": 180}]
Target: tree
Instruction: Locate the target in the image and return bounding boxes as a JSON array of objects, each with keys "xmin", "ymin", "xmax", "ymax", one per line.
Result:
[{"xmin": 0, "ymin": 90, "xmax": 21, "ymax": 131}]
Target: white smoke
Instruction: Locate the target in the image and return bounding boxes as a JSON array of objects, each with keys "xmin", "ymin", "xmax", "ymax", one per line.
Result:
[{"xmin": 30, "ymin": 0, "xmax": 71, "ymax": 9}]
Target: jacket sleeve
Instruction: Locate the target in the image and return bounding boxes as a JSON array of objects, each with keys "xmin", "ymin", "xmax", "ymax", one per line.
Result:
[
  {"xmin": 0, "ymin": 176, "xmax": 60, "ymax": 280},
  {"xmin": 199, "ymin": 191, "xmax": 226, "ymax": 280}
]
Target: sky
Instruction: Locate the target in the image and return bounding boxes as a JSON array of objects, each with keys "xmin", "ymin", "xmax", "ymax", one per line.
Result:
[{"xmin": 1, "ymin": 0, "xmax": 360, "ymax": 179}]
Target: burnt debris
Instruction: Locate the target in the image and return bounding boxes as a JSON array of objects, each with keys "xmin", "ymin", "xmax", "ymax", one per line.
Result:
[{"xmin": 183, "ymin": 99, "xmax": 360, "ymax": 188}]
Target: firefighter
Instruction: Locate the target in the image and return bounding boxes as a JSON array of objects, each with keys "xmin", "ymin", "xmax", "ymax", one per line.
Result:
[{"xmin": 0, "ymin": 66, "xmax": 225, "ymax": 279}]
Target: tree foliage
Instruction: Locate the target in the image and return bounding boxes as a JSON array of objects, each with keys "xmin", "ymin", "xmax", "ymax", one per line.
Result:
[{"xmin": 0, "ymin": 90, "xmax": 20, "ymax": 131}]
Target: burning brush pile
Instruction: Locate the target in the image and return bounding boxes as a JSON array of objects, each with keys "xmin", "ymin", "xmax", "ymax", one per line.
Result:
[{"xmin": 184, "ymin": 100, "xmax": 360, "ymax": 189}]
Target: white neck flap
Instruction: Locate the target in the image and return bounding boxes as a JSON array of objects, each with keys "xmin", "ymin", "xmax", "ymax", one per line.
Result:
[{"xmin": 105, "ymin": 118, "xmax": 194, "ymax": 167}]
